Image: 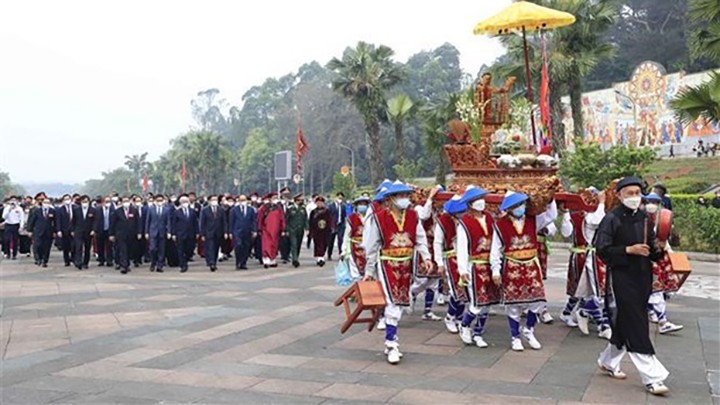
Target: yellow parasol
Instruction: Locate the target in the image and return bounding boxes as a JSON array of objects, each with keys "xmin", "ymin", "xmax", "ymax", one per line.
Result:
[{"xmin": 473, "ymin": 1, "xmax": 575, "ymax": 137}]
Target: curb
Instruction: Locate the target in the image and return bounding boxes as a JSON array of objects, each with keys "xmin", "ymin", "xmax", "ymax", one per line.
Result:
[{"xmin": 548, "ymin": 242, "xmax": 720, "ymax": 263}]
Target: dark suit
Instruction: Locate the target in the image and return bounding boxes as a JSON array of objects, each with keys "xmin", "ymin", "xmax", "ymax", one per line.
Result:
[
  {"xmin": 27, "ymin": 206, "xmax": 56, "ymax": 264},
  {"xmin": 131, "ymin": 205, "xmax": 148, "ymax": 266},
  {"xmin": 171, "ymin": 206, "xmax": 199, "ymax": 271},
  {"xmin": 146, "ymin": 204, "xmax": 171, "ymax": 270},
  {"xmin": 94, "ymin": 205, "xmax": 115, "ymax": 265},
  {"xmin": 200, "ymin": 204, "xmax": 227, "ymax": 268},
  {"xmin": 279, "ymin": 203, "xmax": 291, "ymax": 262},
  {"xmin": 188, "ymin": 201, "xmax": 202, "ymax": 259},
  {"xmin": 327, "ymin": 201, "xmax": 347, "ymax": 259},
  {"xmin": 56, "ymin": 204, "xmax": 75, "ymax": 265},
  {"xmin": 71, "ymin": 205, "xmax": 95, "ymax": 268},
  {"xmin": 110, "ymin": 206, "xmax": 141, "ymax": 271},
  {"xmin": 229, "ymin": 204, "xmax": 256, "ymax": 268}
]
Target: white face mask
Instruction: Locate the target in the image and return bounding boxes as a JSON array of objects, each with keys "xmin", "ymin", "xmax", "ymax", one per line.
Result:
[
  {"xmin": 104, "ymin": 202, "xmax": 112, "ymax": 208},
  {"xmin": 156, "ymin": 201, "xmax": 164, "ymax": 206},
  {"xmin": 209, "ymin": 201, "xmax": 218, "ymax": 207},
  {"xmin": 645, "ymin": 203, "xmax": 659, "ymax": 214},
  {"xmin": 622, "ymin": 196, "xmax": 642, "ymax": 210},
  {"xmin": 122, "ymin": 202, "xmax": 131, "ymax": 209},
  {"xmin": 251, "ymin": 197, "xmax": 258, "ymax": 202},
  {"xmin": 181, "ymin": 202, "xmax": 190, "ymax": 208},
  {"xmin": 111, "ymin": 197, "xmax": 119, "ymax": 203},
  {"xmin": 336, "ymin": 198, "xmax": 343, "ymax": 204},
  {"xmin": 271, "ymin": 199, "xmax": 279, "ymax": 205},
  {"xmin": 63, "ymin": 199, "xmax": 71, "ymax": 205},
  {"xmin": 471, "ymin": 199, "xmax": 486, "ymax": 212},
  {"xmin": 81, "ymin": 202, "xmax": 89, "ymax": 208},
  {"xmin": 394, "ymin": 197, "xmax": 411, "ymax": 210},
  {"xmin": 135, "ymin": 202, "xmax": 142, "ymax": 207}
]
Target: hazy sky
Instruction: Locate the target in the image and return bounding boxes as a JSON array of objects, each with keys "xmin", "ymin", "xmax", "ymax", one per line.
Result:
[{"xmin": 0, "ymin": 0, "xmax": 509, "ymax": 184}]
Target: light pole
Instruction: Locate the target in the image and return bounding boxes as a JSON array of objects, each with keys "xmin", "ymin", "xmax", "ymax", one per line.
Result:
[
  {"xmin": 337, "ymin": 143, "xmax": 355, "ymax": 182},
  {"xmin": 615, "ymin": 89, "xmax": 638, "ymax": 145}
]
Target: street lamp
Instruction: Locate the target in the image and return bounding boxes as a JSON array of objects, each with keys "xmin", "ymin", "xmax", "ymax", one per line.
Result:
[
  {"xmin": 615, "ymin": 89, "xmax": 638, "ymax": 145},
  {"xmin": 337, "ymin": 143, "xmax": 355, "ymax": 182}
]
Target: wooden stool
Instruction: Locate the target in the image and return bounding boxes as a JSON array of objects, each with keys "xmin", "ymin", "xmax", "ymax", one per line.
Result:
[
  {"xmin": 669, "ymin": 252, "xmax": 692, "ymax": 288},
  {"xmin": 333, "ymin": 281, "xmax": 387, "ymax": 334}
]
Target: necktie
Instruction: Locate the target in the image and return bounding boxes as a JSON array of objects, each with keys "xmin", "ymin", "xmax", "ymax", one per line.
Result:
[
  {"xmin": 157, "ymin": 207, "xmax": 161, "ymax": 216},
  {"xmin": 212, "ymin": 206, "xmax": 216, "ymax": 216},
  {"xmin": 43, "ymin": 208, "xmax": 47, "ymax": 218},
  {"xmin": 243, "ymin": 206, "xmax": 246, "ymax": 216},
  {"xmin": 125, "ymin": 208, "xmax": 129, "ymax": 218},
  {"xmin": 67, "ymin": 205, "xmax": 72, "ymax": 220},
  {"xmin": 185, "ymin": 208, "xmax": 188, "ymax": 218}
]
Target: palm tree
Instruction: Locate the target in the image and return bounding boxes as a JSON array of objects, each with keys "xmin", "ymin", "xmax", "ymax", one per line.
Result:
[
  {"xmin": 386, "ymin": 93, "xmax": 415, "ymax": 164},
  {"xmin": 327, "ymin": 42, "xmax": 405, "ymax": 185},
  {"xmin": 671, "ymin": 0, "xmax": 720, "ymax": 125},
  {"xmin": 124, "ymin": 152, "xmax": 149, "ymax": 189},
  {"xmin": 422, "ymin": 94, "xmax": 459, "ymax": 183}
]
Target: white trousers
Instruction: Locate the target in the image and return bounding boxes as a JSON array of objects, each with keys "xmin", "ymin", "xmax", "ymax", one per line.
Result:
[
  {"xmin": 648, "ymin": 292, "xmax": 667, "ymax": 321},
  {"xmin": 598, "ymin": 343, "xmax": 669, "ymax": 385},
  {"xmin": 384, "ymin": 302, "xmax": 403, "ymax": 327},
  {"xmin": 410, "ymin": 277, "xmax": 438, "ymax": 296},
  {"xmin": 506, "ymin": 302, "xmax": 545, "ymax": 321}
]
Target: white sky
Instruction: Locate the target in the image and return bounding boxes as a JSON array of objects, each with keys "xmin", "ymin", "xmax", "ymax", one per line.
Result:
[{"xmin": 0, "ymin": 0, "xmax": 508, "ymax": 184}]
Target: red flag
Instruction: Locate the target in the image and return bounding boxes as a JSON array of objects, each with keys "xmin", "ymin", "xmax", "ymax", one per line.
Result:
[
  {"xmin": 142, "ymin": 173, "xmax": 149, "ymax": 193},
  {"xmin": 539, "ymin": 30, "xmax": 552, "ymax": 153},
  {"xmin": 295, "ymin": 128, "xmax": 309, "ymax": 174},
  {"xmin": 180, "ymin": 161, "xmax": 187, "ymax": 192}
]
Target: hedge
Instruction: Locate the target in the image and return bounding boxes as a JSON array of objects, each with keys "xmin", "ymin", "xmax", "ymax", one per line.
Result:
[{"xmin": 668, "ymin": 194, "xmax": 720, "ymax": 254}]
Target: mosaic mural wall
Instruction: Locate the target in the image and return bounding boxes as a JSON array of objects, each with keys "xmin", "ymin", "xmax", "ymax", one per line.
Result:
[{"xmin": 561, "ymin": 61, "xmax": 720, "ymax": 153}]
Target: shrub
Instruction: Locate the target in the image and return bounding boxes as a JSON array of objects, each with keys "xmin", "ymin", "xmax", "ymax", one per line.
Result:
[{"xmin": 669, "ymin": 194, "xmax": 720, "ymax": 253}]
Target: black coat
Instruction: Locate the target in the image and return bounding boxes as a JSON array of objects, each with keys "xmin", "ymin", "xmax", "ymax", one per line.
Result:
[
  {"xmin": 71, "ymin": 206, "xmax": 95, "ymax": 236},
  {"xmin": 110, "ymin": 207, "xmax": 141, "ymax": 240},
  {"xmin": 595, "ymin": 204, "xmax": 663, "ymax": 355}
]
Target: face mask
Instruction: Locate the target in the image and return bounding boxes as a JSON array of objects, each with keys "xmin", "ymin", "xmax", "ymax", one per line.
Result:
[
  {"xmin": 81, "ymin": 202, "xmax": 89, "ymax": 208},
  {"xmin": 357, "ymin": 205, "xmax": 368, "ymax": 214},
  {"xmin": 622, "ymin": 196, "xmax": 642, "ymax": 210},
  {"xmin": 394, "ymin": 197, "xmax": 411, "ymax": 210},
  {"xmin": 112, "ymin": 197, "xmax": 119, "ymax": 203},
  {"xmin": 511, "ymin": 205, "xmax": 526, "ymax": 218},
  {"xmin": 156, "ymin": 201, "xmax": 164, "ymax": 206},
  {"xmin": 104, "ymin": 202, "xmax": 112, "ymax": 208},
  {"xmin": 170, "ymin": 197, "xmax": 177, "ymax": 203},
  {"xmin": 251, "ymin": 197, "xmax": 258, "ymax": 202},
  {"xmin": 645, "ymin": 203, "xmax": 659, "ymax": 214},
  {"xmin": 237, "ymin": 201, "xmax": 245, "ymax": 206},
  {"xmin": 9, "ymin": 200, "xmax": 17, "ymax": 206},
  {"xmin": 135, "ymin": 202, "xmax": 142, "ymax": 207},
  {"xmin": 122, "ymin": 202, "xmax": 131, "ymax": 209},
  {"xmin": 471, "ymin": 200, "xmax": 486, "ymax": 212},
  {"xmin": 210, "ymin": 201, "xmax": 218, "ymax": 207},
  {"xmin": 63, "ymin": 199, "xmax": 71, "ymax": 205},
  {"xmin": 181, "ymin": 202, "xmax": 190, "ymax": 208},
  {"xmin": 336, "ymin": 198, "xmax": 343, "ymax": 204},
  {"xmin": 271, "ymin": 199, "xmax": 279, "ymax": 205}
]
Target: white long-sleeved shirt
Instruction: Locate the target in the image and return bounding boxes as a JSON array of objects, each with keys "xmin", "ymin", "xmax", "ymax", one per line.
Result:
[
  {"xmin": 414, "ymin": 200, "xmax": 433, "ymax": 221},
  {"xmin": 364, "ymin": 210, "xmax": 431, "ymax": 279},
  {"xmin": 490, "ymin": 200, "xmax": 558, "ymax": 276},
  {"xmin": 433, "ymin": 223, "xmax": 446, "ymax": 267},
  {"xmin": 456, "ymin": 214, "xmax": 492, "ymax": 277},
  {"xmin": 560, "ymin": 203, "xmax": 605, "ymax": 244},
  {"xmin": 2, "ymin": 205, "xmax": 25, "ymax": 227}
]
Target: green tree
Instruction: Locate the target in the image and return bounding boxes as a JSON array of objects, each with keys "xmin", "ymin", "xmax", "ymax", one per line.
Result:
[
  {"xmin": 386, "ymin": 94, "xmax": 415, "ymax": 164},
  {"xmin": 332, "ymin": 172, "xmax": 355, "ymax": 198},
  {"xmin": 124, "ymin": 152, "xmax": 149, "ymax": 186},
  {"xmin": 0, "ymin": 171, "xmax": 26, "ymax": 198},
  {"xmin": 327, "ymin": 41, "xmax": 406, "ymax": 185},
  {"xmin": 81, "ymin": 167, "xmax": 135, "ymax": 196},
  {"xmin": 238, "ymin": 128, "xmax": 274, "ymax": 192},
  {"xmin": 421, "ymin": 94, "xmax": 459, "ymax": 184},
  {"xmin": 560, "ymin": 144, "xmax": 657, "ymax": 188},
  {"xmin": 688, "ymin": 0, "xmax": 720, "ymax": 63}
]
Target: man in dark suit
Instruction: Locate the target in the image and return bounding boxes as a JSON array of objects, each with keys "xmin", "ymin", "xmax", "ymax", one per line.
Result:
[
  {"xmin": 109, "ymin": 196, "xmax": 141, "ymax": 274},
  {"xmin": 71, "ymin": 195, "xmax": 95, "ymax": 269},
  {"xmin": 327, "ymin": 192, "xmax": 347, "ymax": 260},
  {"xmin": 131, "ymin": 195, "xmax": 148, "ymax": 267},
  {"xmin": 187, "ymin": 192, "xmax": 202, "ymax": 260},
  {"xmin": 229, "ymin": 194, "xmax": 256, "ymax": 270},
  {"xmin": 26, "ymin": 192, "xmax": 56, "ymax": 267},
  {"xmin": 171, "ymin": 195, "xmax": 199, "ymax": 273},
  {"xmin": 200, "ymin": 195, "xmax": 228, "ymax": 272},
  {"xmin": 94, "ymin": 196, "xmax": 115, "ymax": 267},
  {"xmin": 145, "ymin": 194, "xmax": 171, "ymax": 273},
  {"xmin": 56, "ymin": 194, "xmax": 75, "ymax": 266}
]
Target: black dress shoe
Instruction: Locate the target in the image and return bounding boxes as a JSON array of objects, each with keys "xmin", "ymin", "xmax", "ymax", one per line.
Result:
[
  {"xmin": 150, "ymin": 265, "xmax": 156, "ymax": 272},
  {"xmin": 82, "ymin": 264, "xmax": 89, "ymax": 269},
  {"xmin": 98, "ymin": 262, "xmax": 105, "ymax": 267},
  {"xmin": 121, "ymin": 268, "xmax": 128, "ymax": 274},
  {"xmin": 270, "ymin": 263, "xmax": 278, "ymax": 268},
  {"xmin": 210, "ymin": 266, "xmax": 216, "ymax": 272},
  {"xmin": 65, "ymin": 262, "xmax": 71, "ymax": 267},
  {"xmin": 292, "ymin": 261, "xmax": 300, "ymax": 268},
  {"xmin": 42, "ymin": 263, "xmax": 48, "ymax": 268},
  {"xmin": 240, "ymin": 265, "xmax": 248, "ymax": 270},
  {"xmin": 76, "ymin": 264, "xmax": 82, "ymax": 270},
  {"xmin": 133, "ymin": 262, "xmax": 139, "ymax": 268},
  {"xmin": 180, "ymin": 267, "xmax": 188, "ymax": 273},
  {"xmin": 115, "ymin": 264, "xmax": 120, "ymax": 270},
  {"xmin": 156, "ymin": 268, "xmax": 164, "ymax": 273},
  {"xmin": 263, "ymin": 264, "xmax": 269, "ymax": 269}
]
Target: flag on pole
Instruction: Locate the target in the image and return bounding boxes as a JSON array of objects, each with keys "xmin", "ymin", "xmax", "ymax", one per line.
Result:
[
  {"xmin": 142, "ymin": 173, "xmax": 149, "ymax": 193},
  {"xmin": 295, "ymin": 128, "xmax": 309, "ymax": 174},
  {"xmin": 180, "ymin": 161, "xmax": 187, "ymax": 192},
  {"xmin": 539, "ymin": 30, "xmax": 553, "ymax": 154}
]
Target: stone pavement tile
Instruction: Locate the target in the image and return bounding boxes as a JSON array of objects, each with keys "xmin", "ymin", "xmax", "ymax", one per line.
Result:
[
  {"xmin": 132, "ymin": 347, "xmax": 213, "ymax": 370},
  {"xmin": 0, "ymin": 386, "xmax": 75, "ymax": 405},
  {"xmin": 57, "ymin": 360, "xmax": 127, "ymax": 379},
  {"xmin": 127, "ymin": 329, "xmax": 187, "ymax": 346},
  {"xmin": 400, "ymin": 343, "xmax": 461, "ymax": 356},
  {"xmin": 15, "ymin": 375, "xmax": 116, "ymax": 395},
  {"xmin": 154, "ymin": 371, "xmax": 263, "ymax": 390},
  {"xmin": 581, "ymin": 373, "xmax": 647, "ymax": 404},
  {"xmin": 54, "ymin": 393, "xmax": 159, "ymax": 404},
  {"xmin": 100, "ymin": 380, "xmax": 220, "ymax": 403},
  {"xmin": 13, "ymin": 302, "xmax": 66, "ymax": 311},
  {"xmin": 310, "ymin": 285, "xmax": 342, "ymax": 291},
  {"xmin": 250, "ymin": 378, "xmax": 330, "ymax": 396},
  {"xmin": 114, "ymin": 311, "xmax": 167, "ymax": 328},
  {"xmin": 246, "ymin": 353, "xmax": 313, "ymax": 367},
  {"xmin": 65, "ymin": 313, "xmax": 121, "ymax": 331},
  {"xmin": 530, "ymin": 359, "xmax": 597, "ymax": 388},
  {"xmin": 141, "ymin": 294, "xmax": 185, "ymax": 302},
  {"xmin": 10, "ymin": 317, "xmax": 68, "ymax": 341},
  {"xmin": 256, "ymin": 364, "xmax": 366, "ymax": 385},
  {"xmin": 357, "ymin": 373, "xmax": 472, "ymax": 393},
  {"xmin": 102, "ymin": 347, "xmax": 173, "ymax": 365},
  {"xmin": 489, "ymin": 351, "xmax": 548, "ymax": 382},
  {"xmin": 201, "ymin": 388, "xmax": 325, "ymax": 404},
  {"xmin": 463, "ymin": 379, "xmax": 584, "ymax": 402},
  {"xmin": 80, "ymin": 298, "xmax": 128, "ymax": 306},
  {"xmin": 0, "ymin": 349, "xmax": 69, "ymax": 375},
  {"xmin": 257, "ymin": 287, "xmax": 300, "ymax": 294},
  {"xmin": 362, "ymin": 359, "xmax": 436, "ymax": 376},
  {"xmin": 424, "ymin": 331, "xmax": 462, "ymax": 346},
  {"xmin": 708, "ymin": 371, "xmax": 720, "ymax": 397},
  {"xmin": 390, "ymin": 388, "xmax": 557, "ymax": 405},
  {"xmin": 314, "ymin": 383, "xmax": 399, "ymax": 402},
  {"xmin": 299, "ymin": 357, "xmax": 374, "ymax": 372},
  {"xmin": 202, "ymin": 290, "xmax": 241, "ymax": 298},
  {"xmin": 4, "ymin": 339, "xmax": 70, "ymax": 359}
]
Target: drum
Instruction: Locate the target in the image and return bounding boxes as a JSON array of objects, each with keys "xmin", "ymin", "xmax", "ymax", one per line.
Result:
[
  {"xmin": 656, "ymin": 208, "xmax": 673, "ymax": 242},
  {"xmin": 333, "ymin": 281, "xmax": 387, "ymax": 334}
]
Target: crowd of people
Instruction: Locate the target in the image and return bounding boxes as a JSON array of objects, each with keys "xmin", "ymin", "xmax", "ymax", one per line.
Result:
[
  {"xmin": 0, "ymin": 176, "xmax": 687, "ymax": 396},
  {"xmin": 0, "ymin": 188, "xmax": 357, "ymax": 273}
]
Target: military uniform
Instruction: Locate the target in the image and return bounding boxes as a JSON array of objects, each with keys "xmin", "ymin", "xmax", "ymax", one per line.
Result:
[{"xmin": 285, "ymin": 194, "xmax": 308, "ymax": 267}]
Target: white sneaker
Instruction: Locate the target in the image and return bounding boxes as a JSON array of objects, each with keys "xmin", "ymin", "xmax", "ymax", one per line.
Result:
[
  {"xmin": 436, "ymin": 294, "xmax": 447, "ymax": 306},
  {"xmin": 384, "ymin": 341, "xmax": 403, "ymax": 359},
  {"xmin": 658, "ymin": 321, "xmax": 683, "ymax": 334},
  {"xmin": 386, "ymin": 347, "xmax": 401, "ymax": 364},
  {"xmin": 521, "ymin": 327, "xmax": 542, "ymax": 350},
  {"xmin": 459, "ymin": 326, "xmax": 473, "ymax": 344},
  {"xmin": 540, "ymin": 310, "xmax": 554, "ymax": 324},
  {"xmin": 473, "ymin": 335, "xmax": 489, "ymax": 348},
  {"xmin": 648, "ymin": 311, "xmax": 659, "ymax": 323},
  {"xmin": 560, "ymin": 313, "xmax": 578, "ymax": 327},
  {"xmin": 597, "ymin": 360, "xmax": 627, "ymax": 379},
  {"xmin": 598, "ymin": 327, "xmax": 612, "ymax": 340},
  {"xmin": 376, "ymin": 318, "xmax": 386, "ymax": 331},
  {"xmin": 511, "ymin": 337, "xmax": 524, "ymax": 351},
  {"xmin": 577, "ymin": 313, "xmax": 590, "ymax": 335},
  {"xmin": 422, "ymin": 312, "xmax": 442, "ymax": 321},
  {"xmin": 444, "ymin": 315, "xmax": 459, "ymax": 333},
  {"xmin": 405, "ymin": 297, "xmax": 417, "ymax": 315},
  {"xmin": 646, "ymin": 382, "xmax": 670, "ymax": 395}
]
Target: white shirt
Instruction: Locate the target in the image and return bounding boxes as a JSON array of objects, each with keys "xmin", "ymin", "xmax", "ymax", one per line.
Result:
[
  {"xmin": 306, "ymin": 201, "xmax": 316, "ymax": 219},
  {"xmin": 414, "ymin": 200, "xmax": 433, "ymax": 221},
  {"xmin": 2, "ymin": 205, "xmax": 24, "ymax": 227},
  {"xmin": 433, "ymin": 222, "xmax": 446, "ymax": 267},
  {"xmin": 560, "ymin": 203, "xmax": 605, "ymax": 243},
  {"xmin": 456, "ymin": 213, "xmax": 491, "ymax": 277},
  {"xmin": 363, "ymin": 210, "xmax": 431, "ymax": 279},
  {"xmin": 490, "ymin": 200, "xmax": 558, "ymax": 276}
]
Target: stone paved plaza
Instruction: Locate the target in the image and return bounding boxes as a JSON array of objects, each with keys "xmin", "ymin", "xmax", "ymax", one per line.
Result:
[{"xmin": 1, "ymin": 250, "xmax": 718, "ymax": 404}]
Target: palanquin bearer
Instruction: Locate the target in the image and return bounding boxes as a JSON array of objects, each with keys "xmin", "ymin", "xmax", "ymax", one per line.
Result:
[
  {"xmin": 490, "ymin": 191, "xmax": 557, "ymax": 351},
  {"xmin": 364, "ymin": 181, "xmax": 433, "ymax": 365},
  {"xmin": 643, "ymin": 193, "xmax": 683, "ymax": 334},
  {"xmin": 595, "ymin": 176, "xmax": 670, "ymax": 396},
  {"xmin": 434, "ymin": 194, "xmax": 468, "ymax": 334},
  {"xmin": 457, "ymin": 187, "xmax": 501, "ymax": 348},
  {"xmin": 363, "ymin": 179, "xmax": 393, "ymax": 222},
  {"xmin": 559, "ymin": 190, "xmax": 612, "ymax": 340},
  {"xmin": 408, "ymin": 185, "xmax": 443, "ymax": 321},
  {"xmin": 341, "ymin": 195, "xmax": 371, "ymax": 281},
  {"xmin": 364, "ymin": 184, "xmax": 391, "ymax": 331}
]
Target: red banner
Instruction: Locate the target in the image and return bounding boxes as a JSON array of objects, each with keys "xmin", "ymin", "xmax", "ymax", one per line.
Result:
[{"xmin": 295, "ymin": 128, "xmax": 309, "ymax": 174}]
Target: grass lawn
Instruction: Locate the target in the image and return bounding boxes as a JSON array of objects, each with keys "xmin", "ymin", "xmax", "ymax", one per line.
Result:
[{"xmin": 645, "ymin": 156, "xmax": 720, "ymax": 194}]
